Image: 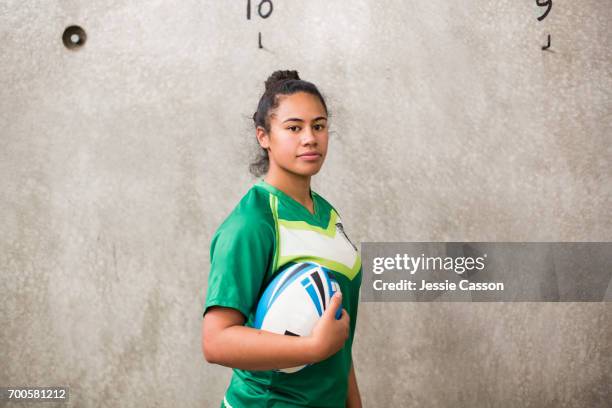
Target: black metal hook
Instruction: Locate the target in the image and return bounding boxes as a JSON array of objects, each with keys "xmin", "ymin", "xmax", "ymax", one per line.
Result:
[{"xmin": 542, "ymin": 34, "xmax": 551, "ymax": 51}]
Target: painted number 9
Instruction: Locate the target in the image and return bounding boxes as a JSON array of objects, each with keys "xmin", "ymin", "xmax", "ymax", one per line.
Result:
[{"xmin": 536, "ymin": 0, "xmax": 552, "ymax": 21}]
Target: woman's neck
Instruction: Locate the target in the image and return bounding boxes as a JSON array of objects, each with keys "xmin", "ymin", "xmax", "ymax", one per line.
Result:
[{"xmin": 264, "ymin": 171, "xmax": 313, "ymax": 211}]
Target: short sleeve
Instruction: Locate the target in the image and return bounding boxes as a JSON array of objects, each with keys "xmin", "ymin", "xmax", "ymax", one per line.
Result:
[{"xmin": 203, "ymin": 213, "xmax": 275, "ymax": 320}]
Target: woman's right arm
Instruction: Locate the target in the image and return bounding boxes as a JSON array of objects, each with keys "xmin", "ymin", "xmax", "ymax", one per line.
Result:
[{"xmin": 202, "ymin": 291, "xmax": 349, "ymax": 371}]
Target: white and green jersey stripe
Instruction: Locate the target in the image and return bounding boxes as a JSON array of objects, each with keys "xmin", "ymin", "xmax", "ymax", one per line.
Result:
[{"xmin": 204, "ymin": 179, "xmax": 362, "ymax": 408}]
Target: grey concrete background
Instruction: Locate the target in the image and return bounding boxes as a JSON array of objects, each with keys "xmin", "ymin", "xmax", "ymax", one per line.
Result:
[{"xmin": 1, "ymin": 0, "xmax": 610, "ymax": 407}]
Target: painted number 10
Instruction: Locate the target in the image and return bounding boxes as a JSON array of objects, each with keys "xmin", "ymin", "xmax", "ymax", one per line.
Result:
[{"xmin": 247, "ymin": 0, "xmax": 273, "ymax": 20}]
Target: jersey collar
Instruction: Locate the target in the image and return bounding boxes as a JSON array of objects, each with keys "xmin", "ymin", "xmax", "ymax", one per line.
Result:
[{"xmin": 255, "ymin": 179, "xmax": 319, "ymax": 219}]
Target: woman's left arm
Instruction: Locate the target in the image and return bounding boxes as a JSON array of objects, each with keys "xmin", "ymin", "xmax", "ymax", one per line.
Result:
[{"xmin": 346, "ymin": 361, "xmax": 363, "ymax": 408}]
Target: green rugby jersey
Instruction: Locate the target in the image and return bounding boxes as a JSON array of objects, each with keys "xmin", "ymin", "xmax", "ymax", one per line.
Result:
[{"xmin": 203, "ymin": 179, "xmax": 362, "ymax": 408}]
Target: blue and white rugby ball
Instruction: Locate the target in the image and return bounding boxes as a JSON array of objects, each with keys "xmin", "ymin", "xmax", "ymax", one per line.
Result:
[{"xmin": 253, "ymin": 262, "xmax": 342, "ymax": 373}]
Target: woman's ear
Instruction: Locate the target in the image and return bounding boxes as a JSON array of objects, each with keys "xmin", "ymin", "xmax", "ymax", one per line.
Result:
[{"xmin": 256, "ymin": 126, "xmax": 270, "ymax": 149}]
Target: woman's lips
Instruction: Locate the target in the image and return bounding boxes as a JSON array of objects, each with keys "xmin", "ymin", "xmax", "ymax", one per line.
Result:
[{"xmin": 298, "ymin": 153, "xmax": 321, "ymax": 161}]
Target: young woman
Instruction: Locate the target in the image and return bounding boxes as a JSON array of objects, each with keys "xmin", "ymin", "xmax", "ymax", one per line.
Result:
[{"xmin": 202, "ymin": 70, "xmax": 363, "ymax": 408}]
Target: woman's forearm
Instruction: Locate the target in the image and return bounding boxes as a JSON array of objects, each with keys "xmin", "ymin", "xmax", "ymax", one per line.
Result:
[
  {"xmin": 206, "ymin": 325, "xmax": 318, "ymax": 371},
  {"xmin": 346, "ymin": 362, "xmax": 363, "ymax": 408}
]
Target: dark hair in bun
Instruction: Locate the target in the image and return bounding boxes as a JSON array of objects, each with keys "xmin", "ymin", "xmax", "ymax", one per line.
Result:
[{"xmin": 250, "ymin": 70, "xmax": 328, "ymax": 177}]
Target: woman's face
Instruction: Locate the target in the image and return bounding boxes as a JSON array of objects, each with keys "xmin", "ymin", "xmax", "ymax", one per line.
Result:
[{"xmin": 257, "ymin": 91, "xmax": 329, "ymax": 178}]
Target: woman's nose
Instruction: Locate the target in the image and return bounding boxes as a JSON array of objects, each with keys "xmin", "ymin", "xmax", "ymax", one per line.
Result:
[{"xmin": 301, "ymin": 127, "xmax": 317, "ymax": 145}]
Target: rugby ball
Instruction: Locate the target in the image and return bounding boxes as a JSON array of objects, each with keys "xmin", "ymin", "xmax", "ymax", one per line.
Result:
[{"xmin": 253, "ymin": 262, "xmax": 342, "ymax": 373}]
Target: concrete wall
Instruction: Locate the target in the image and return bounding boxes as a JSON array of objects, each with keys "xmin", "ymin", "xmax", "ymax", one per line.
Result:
[{"xmin": 1, "ymin": 0, "xmax": 610, "ymax": 406}]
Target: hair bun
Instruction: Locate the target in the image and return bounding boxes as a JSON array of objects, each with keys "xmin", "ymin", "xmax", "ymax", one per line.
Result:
[{"xmin": 264, "ymin": 70, "xmax": 300, "ymax": 91}]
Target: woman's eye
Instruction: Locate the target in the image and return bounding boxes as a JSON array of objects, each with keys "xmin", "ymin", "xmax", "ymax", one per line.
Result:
[
  {"xmin": 288, "ymin": 126, "xmax": 300, "ymax": 132},
  {"xmin": 314, "ymin": 124, "xmax": 326, "ymax": 131}
]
